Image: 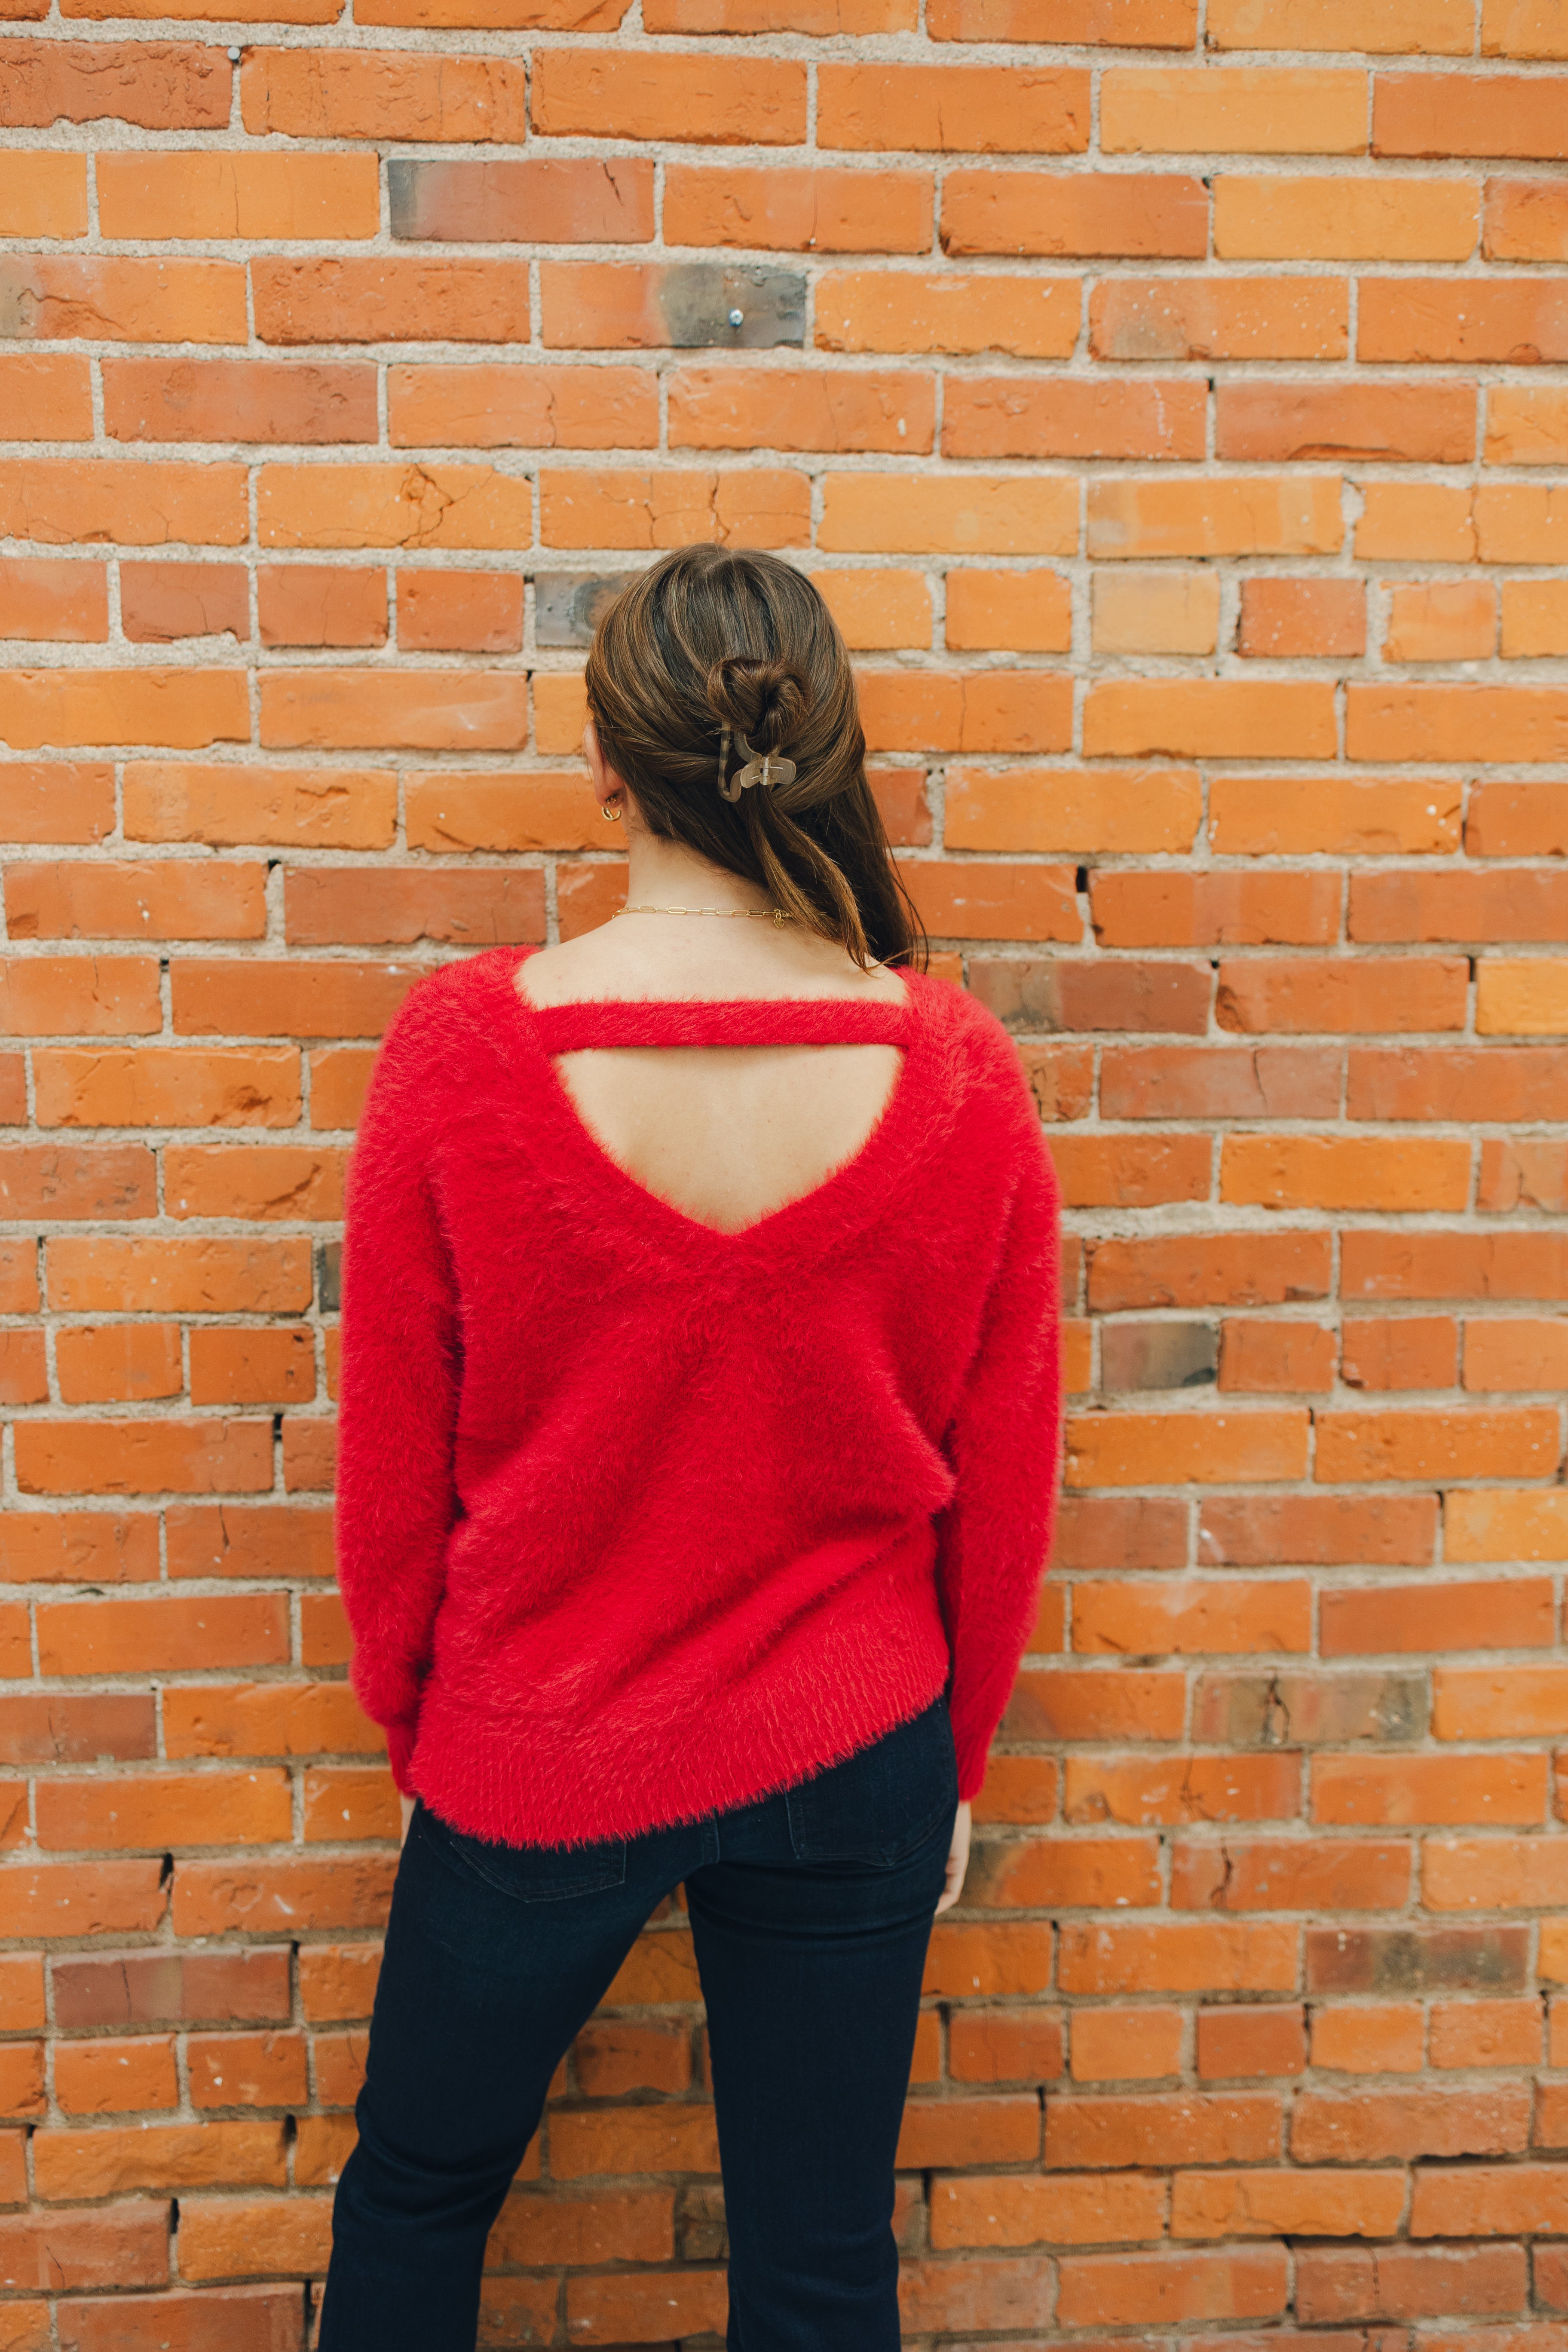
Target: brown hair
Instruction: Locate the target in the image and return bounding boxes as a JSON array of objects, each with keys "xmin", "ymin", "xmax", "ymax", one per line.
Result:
[{"xmin": 583, "ymin": 546, "xmax": 928, "ymax": 974}]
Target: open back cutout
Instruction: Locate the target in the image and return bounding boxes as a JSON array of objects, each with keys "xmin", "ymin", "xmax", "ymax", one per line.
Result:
[
  {"xmin": 549, "ymin": 1042, "xmax": 906, "ymax": 1237},
  {"xmin": 514, "ymin": 975, "xmax": 914, "ymax": 1240}
]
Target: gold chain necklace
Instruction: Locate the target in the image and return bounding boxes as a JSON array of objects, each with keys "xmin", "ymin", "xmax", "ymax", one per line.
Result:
[{"xmin": 614, "ymin": 904, "xmax": 794, "ymax": 925}]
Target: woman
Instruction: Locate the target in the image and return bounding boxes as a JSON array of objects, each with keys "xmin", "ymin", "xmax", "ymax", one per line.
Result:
[{"xmin": 323, "ymin": 545, "xmax": 1063, "ymax": 2350}]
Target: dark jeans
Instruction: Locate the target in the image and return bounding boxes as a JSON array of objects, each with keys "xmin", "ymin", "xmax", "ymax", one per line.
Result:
[{"xmin": 319, "ymin": 1695, "xmax": 959, "ymax": 2352}]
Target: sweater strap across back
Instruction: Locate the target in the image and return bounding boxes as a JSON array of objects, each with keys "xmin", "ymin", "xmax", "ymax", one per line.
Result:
[{"xmin": 528, "ymin": 998, "xmax": 913, "ymax": 1054}]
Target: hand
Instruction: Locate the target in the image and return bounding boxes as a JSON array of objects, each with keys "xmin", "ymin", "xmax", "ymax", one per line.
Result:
[
  {"xmin": 400, "ymin": 1793, "xmax": 416, "ymax": 1847},
  {"xmin": 934, "ymin": 1801, "xmax": 971, "ymax": 1916}
]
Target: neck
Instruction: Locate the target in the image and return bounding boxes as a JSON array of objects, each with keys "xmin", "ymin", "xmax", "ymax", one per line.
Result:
[{"xmin": 622, "ymin": 818, "xmax": 774, "ymax": 916}]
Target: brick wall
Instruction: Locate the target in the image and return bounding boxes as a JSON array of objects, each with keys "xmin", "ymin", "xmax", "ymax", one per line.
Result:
[{"xmin": 2, "ymin": 0, "xmax": 1567, "ymax": 2342}]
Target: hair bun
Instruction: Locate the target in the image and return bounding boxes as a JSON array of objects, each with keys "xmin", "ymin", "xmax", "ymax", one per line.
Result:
[{"xmin": 706, "ymin": 655, "xmax": 810, "ymax": 755}]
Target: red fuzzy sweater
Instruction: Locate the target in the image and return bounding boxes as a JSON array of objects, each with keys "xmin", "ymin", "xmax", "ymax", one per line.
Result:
[{"xmin": 335, "ymin": 944, "xmax": 1062, "ymax": 1848}]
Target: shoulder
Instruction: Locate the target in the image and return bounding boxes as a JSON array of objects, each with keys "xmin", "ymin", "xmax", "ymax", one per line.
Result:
[
  {"xmin": 368, "ymin": 947, "xmax": 523, "ymax": 1105},
  {"xmin": 909, "ymin": 968, "xmax": 1057, "ymax": 1184},
  {"xmin": 909, "ymin": 968, "xmax": 1030, "ymax": 1089}
]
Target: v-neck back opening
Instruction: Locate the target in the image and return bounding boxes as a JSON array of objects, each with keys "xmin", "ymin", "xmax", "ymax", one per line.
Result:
[{"xmin": 493, "ymin": 947, "xmax": 927, "ymax": 1255}]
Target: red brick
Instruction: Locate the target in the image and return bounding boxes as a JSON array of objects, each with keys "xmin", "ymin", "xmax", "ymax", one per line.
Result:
[
  {"xmin": 1092, "ymin": 276, "xmax": 1348, "ymax": 361},
  {"xmin": 1340, "ymin": 1316, "xmax": 1459, "ymax": 1390},
  {"xmin": 1057, "ymin": 2246, "xmax": 1288, "ymax": 2328},
  {"xmin": 1297, "ymin": 2241, "xmax": 1530, "ymax": 2324},
  {"xmin": 0, "ymin": 559, "xmax": 106, "ymax": 643},
  {"xmin": 1197, "ymin": 2007, "xmax": 1305, "ymax": 2081},
  {"xmin": 1172, "ymin": 1837, "xmax": 1411, "ymax": 1913},
  {"xmin": 0, "ymin": 40, "xmax": 230, "ymax": 130}
]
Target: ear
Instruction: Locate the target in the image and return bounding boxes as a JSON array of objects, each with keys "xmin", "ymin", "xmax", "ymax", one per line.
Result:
[{"xmin": 583, "ymin": 718, "xmax": 632, "ymax": 815}]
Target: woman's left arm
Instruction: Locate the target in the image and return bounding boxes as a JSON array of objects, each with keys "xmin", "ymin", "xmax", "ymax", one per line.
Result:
[{"xmin": 335, "ymin": 986, "xmax": 463, "ymax": 1795}]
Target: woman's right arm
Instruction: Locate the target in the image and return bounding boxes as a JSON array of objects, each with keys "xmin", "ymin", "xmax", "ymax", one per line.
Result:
[{"xmin": 334, "ymin": 983, "xmax": 462, "ymax": 1795}]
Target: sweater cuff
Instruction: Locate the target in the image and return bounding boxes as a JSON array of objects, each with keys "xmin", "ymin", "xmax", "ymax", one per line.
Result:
[
  {"xmin": 953, "ymin": 1725, "xmax": 991, "ymax": 1805},
  {"xmin": 385, "ymin": 1716, "xmax": 420, "ymax": 1795}
]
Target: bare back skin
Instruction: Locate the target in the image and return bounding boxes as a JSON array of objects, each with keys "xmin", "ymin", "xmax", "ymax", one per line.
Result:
[{"xmin": 518, "ymin": 921, "xmax": 907, "ymax": 1239}]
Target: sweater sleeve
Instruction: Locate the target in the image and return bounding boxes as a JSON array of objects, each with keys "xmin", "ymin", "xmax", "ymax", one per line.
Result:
[
  {"xmin": 334, "ymin": 982, "xmax": 462, "ymax": 1795},
  {"xmin": 933, "ymin": 1083, "xmax": 1063, "ymax": 1804}
]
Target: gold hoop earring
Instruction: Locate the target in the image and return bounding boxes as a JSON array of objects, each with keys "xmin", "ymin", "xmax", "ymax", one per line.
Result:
[{"xmin": 600, "ymin": 799, "xmax": 623, "ymax": 823}]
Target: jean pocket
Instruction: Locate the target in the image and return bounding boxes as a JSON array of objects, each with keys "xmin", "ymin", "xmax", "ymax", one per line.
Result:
[
  {"xmin": 418, "ymin": 1803, "xmax": 628, "ymax": 1903},
  {"xmin": 785, "ymin": 1697, "xmax": 958, "ymax": 1868}
]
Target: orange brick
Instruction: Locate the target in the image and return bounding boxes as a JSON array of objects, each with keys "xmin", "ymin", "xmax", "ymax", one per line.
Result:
[
  {"xmin": 1316, "ymin": 1407, "xmax": 1559, "ymax": 1483},
  {"xmin": 1341, "ymin": 1316, "xmax": 1459, "ymax": 1391},
  {"xmin": 815, "ymin": 272, "xmax": 1080, "ymax": 358},
  {"xmin": 668, "ymin": 367, "xmax": 934, "ymax": 454},
  {"xmin": 928, "ymin": 2168, "xmax": 1167, "ymax": 2250},
  {"xmin": 1312, "ymin": 1752, "xmax": 1547, "ymax": 1828},
  {"xmin": 1197, "ymin": 2007, "xmax": 1306, "ymax": 2081},
  {"xmin": 1072, "ymin": 1574, "xmax": 1312, "ymax": 1652},
  {"xmin": 1355, "ymin": 481, "xmax": 1476, "ymax": 561},
  {"xmin": 1103, "ymin": 67, "xmax": 1366, "ymax": 154},
  {"xmin": 825, "ymin": 473, "xmax": 1078, "ymax": 557},
  {"xmin": 1092, "ymin": 276, "xmax": 1348, "ymax": 361},
  {"xmin": 55, "ymin": 1326, "xmax": 182, "ymax": 1406},
  {"xmin": 1485, "ymin": 384, "xmax": 1568, "ymax": 464},
  {"xmin": 1501, "ymin": 580, "xmax": 1568, "ymax": 656},
  {"xmin": 259, "ymin": 671, "xmax": 529, "ymax": 754},
  {"xmin": 1375, "ymin": 71, "xmax": 1568, "ymax": 160},
  {"xmin": 1219, "ymin": 172, "xmax": 1477, "ymax": 266},
  {"xmin": 0, "ymin": 256, "xmax": 245, "ymax": 344},
  {"xmin": 1219, "ymin": 1320, "xmax": 1338, "ymax": 1394},
  {"xmin": 0, "ymin": 151, "xmax": 88, "ymax": 236},
  {"xmin": 258, "ymin": 566, "xmax": 387, "ymax": 650},
  {"xmin": 857, "ymin": 671, "xmax": 1071, "ymax": 755},
  {"xmin": 1221, "ymin": 1135, "xmax": 1469, "ymax": 1213},
  {"xmin": 396, "ymin": 570, "xmax": 523, "ymax": 654},
  {"xmin": 1360, "ymin": 278, "xmax": 1568, "ymax": 364},
  {"xmin": 0, "ymin": 459, "xmax": 245, "ymax": 547},
  {"xmin": 98, "ymin": 153, "xmax": 378, "ymax": 240},
  {"xmin": 1217, "ymin": 955, "xmax": 1467, "ymax": 1034},
  {"xmin": 1485, "ymin": 0, "xmax": 1568, "ymax": 54},
  {"xmin": 1172, "ymin": 1836, "xmax": 1410, "ymax": 1913},
  {"xmin": 1174, "ymin": 2167, "xmax": 1406, "ymax": 2240},
  {"xmin": 1084, "ymin": 681, "xmax": 1338, "ymax": 761},
  {"xmin": 1092, "ymin": 871, "xmax": 1338, "ymax": 947},
  {"xmin": 663, "ymin": 164, "xmax": 931, "ymax": 253},
  {"xmin": 1429, "ymin": 1997, "xmax": 1544, "ymax": 2067},
  {"xmin": 944, "ymin": 377, "xmax": 1205, "ymax": 461},
  {"xmin": 1312, "ymin": 2003, "xmax": 1425, "ymax": 2074},
  {"xmin": 538, "ymin": 467, "xmax": 808, "ymax": 551},
  {"xmin": 241, "ymin": 47, "xmax": 529, "ymax": 142},
  {"xmin": 532, "ymin": 50, "xmax": 804, "ymax": 143},
  {"xmin": 942, "ymin": 169, "xmax": 1206, "ymax": 257},
  {"xmin": 254, "ymin": 258, "xmax": 533, "ymax": 347},
  {"xmin": 257, "ymin": 462, "xmax": 530, "ymax": 552},
  {"xmin": 55, "ymin": 2037, "xmax": 178, "ymax": 2116},
  {"xmin": 121, "ymin": 562, "xmax": 248, "ymax": 647},
  {"xmin": 1237, "ymin": 579, "xmax": 1366, "ymax": 658},
  {"xmin": 940, "ymin": 564, "xmax": 1072, "ymax": 649},
  {"xmin": 928, "ymin": 0, "xmax": 1196, "ymax": 32},
  {"xmin": 104, "ymin": 357, "xmax": 377, "ymax": 446},
  {"xmin": 1093, "ymin": 572, "xmax": 1220, "ymax": 655},
  {"xmin": 813, "ymin": 570, "xmax": 931, "ymax": 650},
  {"xmin": 1057, "ymin": 2245, "xmax": 1288, "ymax": 2329},
  {"xmin": 818, "ymin": 64, "xmax": 1087, "ymax": 153},
  {"xmin": 1385, "ymin": 582, "xmax": 1498, "ymax": 662},
  {"xmin": 1071, "ymin": 2008, "xmax": 1184, "ymax": 2083},
  {"xmin": 0, "ymin": 558, "xmax": 107, "ymax": 644},
  {"xmin": 0, "ymin": 354, "xmax": 93, "ymax": 441},
  {"xmin": 901, "ymin": 861, "xmax": 1078, "ymax": 943},
  {"xmin": 1484, "ymin": 175, "xmax": 1568, "ymax": 259},
  {"xmin": 388, "ymin": 363, "xmax": 654, "ymax": 450},
  {"xmin": 1226, "ymin": 382, "xmax": 1475, "ymax": 468},
  {"xmin": 1209, "ymin": 0, "xmax": 1474, "ymax": 45},
  {"xmin": 1409, "ymin": 2165, "xmax": 1568, "ymax": 2238},
  {"xmin": 1464, "ymin": 1316, "xmax": 1568, "ymax": 1391},
  {"xmin": 1210, "ymin": 773, "xmax": 1460, "ymax": 856}
]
